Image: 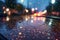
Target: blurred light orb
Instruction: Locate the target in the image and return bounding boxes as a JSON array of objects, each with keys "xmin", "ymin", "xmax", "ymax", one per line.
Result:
[
  {"xmin": 34, "ymin": 13, "xmax": 37, "ymax": 16},
  {"xmin": 35, "ymin": 8, "xmax": 38, "ymax": 10},
  {"xmin": 6, "ymin": 8, "xmax": 9, "ymax": 12},
  {"xmin": 51, "ymin": 0, "xmax": 55, "ymax": 4},
  {"xmin": 38, "ymin": 13, "xmax": 41, "ymax": 16},
  {"xmin": 48, "ymin": 19, "xmax": 53, "ymax": 26},
  {"xmin": 25, "ymin": 9, "xmax": 29, "ymax": 13},
  {"xmin": 21, "ymin": 0, "xmax": 24, "ymax": 3},
  {"xmin": 3, "ymin": 6, "xmax": 5, "ymax": 9},
  {"xmin": 31, "ymin": 8, "xmax": 35, "ymax": 12},
  {"xmin": 20, "ymin": 26, "xmax": 23, "ymax": 29},
  {"xmin": 19, "ymin": 32, "xmax": 22, "ymax": 35},
  {"xmin": 25, "ymin": 18, "xmax": 28, "ymax": 21},
  {"xmin": 56, "ymin": 39, "xmax": 58, "ymax": 40},
  {"xmin": 3, "ymin": 11, "xmax": 6, "ymax": 14},
  {"xmin": 6, "ymin": 16, "xmax": 10, "ymax": 21},
  {"xmin": 31, "ymin": 20, "xmax": 33, "ymax": 23}
]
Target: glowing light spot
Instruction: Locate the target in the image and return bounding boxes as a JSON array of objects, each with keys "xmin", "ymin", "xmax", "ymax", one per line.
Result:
[
  {"xmin": 35, "ymin": 8, "xmax": 38, "ymax": 10},
  {"xmin": 21, "ymin": 0, "xmax": 24, "ymax": 3},
  {"xmin": 20, "ymin": 26, "xmax": 23, "ymax": 29},
  {"xmin": 25, "ymin": 18, "xmax": 28, "ymax": 21},
  {"xmin": 31, "ymin": 20, "xmax": 33, "ymax": 23},
  {"xmin": 56, "ymin": 39, "xmax": 58, "ymax": 40},
  {"xmin": 48, "ymin": 19, "xmax": 53, "ymax": 26},
  {"xmin": 19, "ymin": 32, "xmax": 22, "ymax": 35},
  {"xmin": 34, "ymin": 13, "xmax": 37, "ymax": 16},
  {"xmin": 25, "ymin": 9, "xmax": 29, "ymax": 13},
  {"xmin": 51, "ymin": 0, "xmax": 55, "ymax": 4},
  {"xmin": 6, "ymin": 16, "xmax": 10, "ymax": 21},
  {"xmin": 6, "ymin": 8, "xmax": 9, "ymax": 12},
  {"xmin": 31, "ymin": 8, "xmax": 35, "ymax": 12},
  {"xmin": 38, "ymin": 13, "xmax": 41, "ymax": 16},
  {"xmin": 3, "ymin": 11, "xmax": 6, "ymax": 14},
  {"xmin": 3, "ymin": 6, "xmax": 5, "ymax": 9}
]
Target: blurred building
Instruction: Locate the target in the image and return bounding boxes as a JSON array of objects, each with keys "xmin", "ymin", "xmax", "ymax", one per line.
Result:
[{"xmin": 46, "ymin": 0, "xmax": 60, "ymax": 16}]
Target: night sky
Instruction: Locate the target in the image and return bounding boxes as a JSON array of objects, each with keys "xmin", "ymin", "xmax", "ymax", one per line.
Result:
[
  {"xmin": 1, "ymin": 0, "xmax": 50, "ymax": 11},
  {"xmin": 17, "ymin": 0, "xmax": 50, "ymax": 11}
]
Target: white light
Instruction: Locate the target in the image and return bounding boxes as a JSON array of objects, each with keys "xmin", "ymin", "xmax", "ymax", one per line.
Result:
[
  {"xmin": 31, "ymin": 8, "xmax": 35, "ymax": 11},
  {"xmin": 21, "ymin": 0, "xmax": 24, "ymax": 3},
  {"xmin": 51, "ymin": 0, "xmax": 55, "ymax": 4},
  {"xmin": 25, "ymin": 9, "xmax": 29, "ymax": 13},
  {"xmin": 20, "ymin": 26, "xmax": 23, "ymax": 29},
  {"xmin": 25, "ymin": 18, "xmax": 28, "ymax": 21},
  {"xmin": 19, "ymin": 32, "xmax": 22, "ymax": 35},
  {"xmin": 31, "ymin": 20, "xmax": 33, "ymax": 23},
  {"xmin": 35, "ymin": 8, "xmax": 38, "ymax": 10},
  {"xmin": 43, "ymin": 10, "xmax": 47, "ymax": 14},
  {"xmin": 48, "ymin": 19, "xmax": 53, "ymax": 26},
  {"xmin": 6, "ymin": 8, "xmax": 9, "ymax": 12},
  {"xmin": 6, "ymin": 16, "xmax": 10, "ymax": 21},
  {"xmin": 3, "ymin": 11, "xmax": 6, "ymax": 14}
]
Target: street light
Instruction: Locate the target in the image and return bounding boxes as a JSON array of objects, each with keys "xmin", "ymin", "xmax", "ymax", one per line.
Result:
[
  {"xmin": 21, "ymin": 0, "xmax": 24, "ymax": 3},
  {"xmin": 6, "ymin": 8, "xmax": 9, "ymax": 12},
  {"xmin": 31, "ymin": 8, "xmax": 35, "ymax": 12},
  {"xmin": 25, "ymin": 9, "xmax": 29, "ymax": 13},
  {"xmin": 51, "ymin": 0, "xmax": 55, "ymax": 4}
]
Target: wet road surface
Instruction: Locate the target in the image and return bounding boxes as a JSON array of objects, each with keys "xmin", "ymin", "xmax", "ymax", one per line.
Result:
[{"xmin": 0, "ymin": 15, "xmax": 60, "ymax": 40}]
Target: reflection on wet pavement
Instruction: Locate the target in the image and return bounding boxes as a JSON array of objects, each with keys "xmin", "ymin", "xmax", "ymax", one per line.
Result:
[{"xmin": 0, "ymin": 15, "xmax": 60, "ymax": 40}]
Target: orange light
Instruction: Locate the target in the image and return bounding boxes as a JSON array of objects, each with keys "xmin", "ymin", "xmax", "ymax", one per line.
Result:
[
  {"xmin": 34, "ymin": 13, "xmax": 37, "ymax": 16},
  {"xmin": 38, "ymin": 13, "xmax": 41, "ymax": 16}
]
